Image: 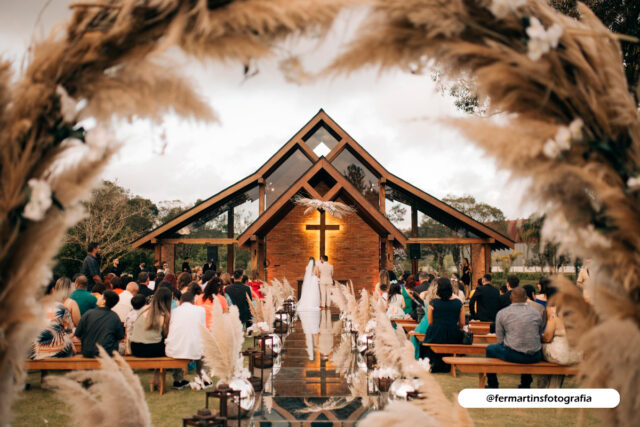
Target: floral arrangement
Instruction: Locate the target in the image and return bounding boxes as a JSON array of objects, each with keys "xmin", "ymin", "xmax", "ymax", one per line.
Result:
[
  {"xmin": 293, "ymin": 196, "xmax": 356, "ymax": 218},
  {"xmin": 369, "ymin": 366, "xmax": 400, "ymax": 380}
]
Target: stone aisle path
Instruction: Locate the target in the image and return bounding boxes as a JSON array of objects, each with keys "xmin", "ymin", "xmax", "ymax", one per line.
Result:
[{"xmin": 250, "ymin": 309, "xmax": 375, "ymax": 426}]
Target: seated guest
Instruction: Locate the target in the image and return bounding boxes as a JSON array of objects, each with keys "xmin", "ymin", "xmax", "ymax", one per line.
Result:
[
  {"xmin": 499, "ymin": 285, "xmax": 508, "ymax": 296},
  {"xmin": 414, "ymin": 272, "xmax": 431, "ymax": 294},
  {"xmin": 485, "ymin": 288, "xmax": 544, "ymax": 388},
  {"xmin": 536, "ymin": 277, "xmax": 551, "ymax": 307},
  {"xmin": 523, "ymin": 284, "xmax": 545, "ymax": 317},
  {"xmin": 137, "ymin": 272, "xmax": 154, "ymax": 298},
  {"xmin": 224, "ymin": 270, "xmax": 253, "ymax": 327},
  {"xmin": 411, "ymin": 284, "xmax": 436, "ymax": 359},
  {"xmin": 111, "ymin": 276, "xmax": 124, "ymax": 295},
  {"xmin": 70, "ymin": 275, "xmax": 97, "ymax": 316},
  {"xmin": 112, "ymin": 281, "xmax": 139, "ymax": 322},
  {"xmin": 53, "ymin": 277, "xmax": 81, "ymax": 326},
  {"xmin": 248, "ymin": 270, "xmax": 264, "ymax": 299},
  {"xmin": 450, "ymin": 278, "xmax": 466, "ymax": 302},
  {"xmin": 421, "ymin": 278, "xmax": 465, "ymax": 372},
  {"xmin": 401, "ymin": 275, "xmax": 416, "ymax": 315},
  {"xmin": 124, "ymin": 294, "xmax": 147, "ymax": 355},
  {"xmin": 196, "ymin": 277, "xmax": 229, "ymax": 329},
  {"xmin": 386, "ymin": 283, "xmax": 406, "ymax": 319},
  {"xmin": 148, "ymin": 271, "xmax": 157, "ymax": 292},
  {"xmin": 538, "ymin": 285, "xmax": 581, "ymax": 387},
  {"xmin": 177, "ymin": 272, "xmax": 192, "ymax": 294},
  {"xmin": 165, "ymin": 292, "xmax": 207, "ymax": 389},
  {"xmin": 31, "ymin": 278, "xmax": 76, "ymax": 359},
  {"xmin": 74, "ymin": 290, "xmax": 124, "ymax": 358},
  {"xmin": 499, "ymin": 275, "xmax": 520, "ymax": 309},
  {"xmin": 91, "ymin": 282, "xmax": 106, "ymax": 300},
  {"xmin": 374, "ymin": 270, "xmax": 390, "ymax": 302},
  {"xmin": 469, "ymin": 274, "xmax": 501, "ymax": 322}
]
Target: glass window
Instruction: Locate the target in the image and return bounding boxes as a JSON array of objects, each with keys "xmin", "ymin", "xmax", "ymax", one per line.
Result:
[
  {"xmin": 233, "ymin": 187, "xmax": 259, "ymax": 238},
  {"xmin": 265, "ymin": 149, "xmax": 313, "ymax": 207},
  {"xmin": 332, "ymin": 148, "xmax": 379, "ymax": 207},
  {"xmin": 303, "ymin": 121, "xmax": 340, "ymax": 155}
]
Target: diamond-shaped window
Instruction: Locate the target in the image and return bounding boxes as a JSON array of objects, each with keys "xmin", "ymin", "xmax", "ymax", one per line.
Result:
[{"xmin": 313, "ymin": 141, "xmax": 332, "ymax": 157}]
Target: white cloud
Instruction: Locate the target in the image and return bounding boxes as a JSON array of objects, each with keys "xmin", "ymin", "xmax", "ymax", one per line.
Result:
[{"xmin": 1, "ymin": 1, "xmax": 540, "ymax": 220}]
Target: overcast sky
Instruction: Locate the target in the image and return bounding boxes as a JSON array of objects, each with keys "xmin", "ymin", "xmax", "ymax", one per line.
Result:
[{"xmin": 0, "ymin": 1, "xmax": 537, "ymax": 219}]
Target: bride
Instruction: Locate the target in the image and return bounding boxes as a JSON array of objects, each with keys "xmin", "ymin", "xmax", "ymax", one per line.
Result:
[{"xmin": 297, "ymin": 257, "xmax": 320, "ymax": 312}]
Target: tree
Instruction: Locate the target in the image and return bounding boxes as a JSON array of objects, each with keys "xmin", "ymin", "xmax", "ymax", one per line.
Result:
[{"xmin": 57, "ymin": 181, "xmax": 158, "ymax": 275}]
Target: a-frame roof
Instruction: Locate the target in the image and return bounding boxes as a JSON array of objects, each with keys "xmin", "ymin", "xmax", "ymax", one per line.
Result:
[
  {"xmin": 236, "ymin": 157, "xmax": 407, "ymax": 247},
  {"xmin": 132, "ymin": 109, "xmax": 514, "ymax": 250}
]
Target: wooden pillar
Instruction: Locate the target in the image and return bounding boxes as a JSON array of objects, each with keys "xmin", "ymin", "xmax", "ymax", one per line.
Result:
[
  {"xmin": 227, "ymin": 208, "xmax": 235, "ymax": 274},
  {"xmin": 258, "ymin": 178, "xmax": 265, "ymax": 214},
  {"xmin": 411, "ymin": 206, "xmax": 418, "ymax": 275},
  {"xmin": 250, "ymin": 236, "xmax": 259, "ymax": 273},
  {"xmin": 160, "ymin": 243, "xmax": 175, "ymax": 274},
  {"xmin": 154, "ymin": 243, "xmax": 161, "ymax": 266},
  {"xmin": 257, "ymin": 239, "xmax": 266, "ymax": 281},
  {"xmin": 385, "ymin": 236, "xmax": 395, "ymax": 271},
  {"xmin": 471, "ymin": 243, "xmax": 492, "ymax": 290},
  {"xmin": 379, "ymin": 177, "xmax": 386, "ymax": 213}
]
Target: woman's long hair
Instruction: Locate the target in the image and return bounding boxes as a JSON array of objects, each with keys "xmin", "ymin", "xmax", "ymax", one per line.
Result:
[
  {"xmin": 146, "ymin": 287, "xmax": 172, "ymax": 331},
  {"xmin": 53, "ymin": 277, "xmax": 72, "ymax": 303},
  {"xmin": 203, "ymin": 277, "xmax": 223, "ymax": 303}
]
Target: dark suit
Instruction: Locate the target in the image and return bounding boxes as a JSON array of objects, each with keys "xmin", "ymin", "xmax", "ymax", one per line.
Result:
[
  {"xmin": 469, "ymin": 284, "xmax": 501, "ymax": 322},
  {"xmin": 225, "ymin": 282, "xmax": 253, "ymax": 325},
  {"xmin": 499, "ymin": 290, "xmax": 513, "ymax": 310}
]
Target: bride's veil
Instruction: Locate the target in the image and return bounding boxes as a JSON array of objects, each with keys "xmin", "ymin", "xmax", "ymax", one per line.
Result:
[{"xmin": 304, "ymin": 258, "xmax": 315, "ymax": 279}]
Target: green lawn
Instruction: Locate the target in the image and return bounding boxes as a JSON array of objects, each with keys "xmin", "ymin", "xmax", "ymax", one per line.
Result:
[{"xmin": 12, "ymin": 370, "xmax": 601, "ymax": 426}]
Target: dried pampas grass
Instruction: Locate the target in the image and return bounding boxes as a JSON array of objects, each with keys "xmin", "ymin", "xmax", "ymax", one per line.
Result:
[
  {"xmin": 45, "ymin": 346, "xmax": 151, "ymax": 427},
  {"xmin": 293, "ymin": 196, "xmax": 356, "ymax": 218},
  {"xmin": 355, "ymin": 289, "xmax": 371, "ymax": 335},
  {"xmin": 200, "ymin": 300, "xmax": 244, "ymax": 383},
  {"xmin": 358, "ymin": 401, "xmax": 438, "ymax": 427}
]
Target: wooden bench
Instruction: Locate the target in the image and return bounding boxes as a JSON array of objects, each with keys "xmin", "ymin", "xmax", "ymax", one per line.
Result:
[
  {"xmin": 473, "ymin": 334, "xmax": 497, "ymax": 344},
  {"xmin": 422, "ymin": 344, "xmax": 488, "ymax": 377},
  {"xmin": 393, "ymin": 319, "xmax": 418, "ymax": 332},
  {"xmin": 443, "ymin": 357, "xmax": 579, "ymax": 388},
  {"xmin": 468, "ymin": 321, "xmax": 492, "ymax": 334},
  {"xmin": 26, "ymin": 356, "xmax": 190, "ymax": 395},
  {"xmin": 408, "ymin": 331, "xmax": 425, "ymax": 341}
]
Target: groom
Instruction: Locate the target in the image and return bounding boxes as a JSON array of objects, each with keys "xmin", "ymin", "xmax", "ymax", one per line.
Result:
[{"xmin": 317, "ymin": 255, "xmax": 334, "ymax": 310}]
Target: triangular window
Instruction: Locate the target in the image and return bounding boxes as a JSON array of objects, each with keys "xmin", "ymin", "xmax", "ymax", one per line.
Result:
[{"xmin": 313, "ymin": 141, "xmax": 332, "ymax": 157}]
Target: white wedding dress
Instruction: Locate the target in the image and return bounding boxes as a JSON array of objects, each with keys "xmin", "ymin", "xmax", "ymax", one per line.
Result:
[{"xmin": 297, "ymin": 260, "xmax": 320, "ymax": 312}]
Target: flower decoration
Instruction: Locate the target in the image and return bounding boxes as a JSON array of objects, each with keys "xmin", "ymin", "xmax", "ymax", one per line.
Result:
[
  {"xmin": 56, "ymin": 85, "xmax": 80, "ymax": 123},
  {"xmin": 526, "ymin": 17, "xmax": 563, "ymax": 61},
  {"xmin": 542, "ymin": 119, "xmax": 583, "ymax": 159},
  {"xmin": 488, "ymin": 0, "xmax": 526, "ymax": 19},
  {"xmin": 627, "ymin": 176, "xmax": 640, "ymax": 190},
  {"xmin": 22, "ymin": 179, "xmax": 52, "ymax": 221},
  {"xmin": 370, "ymin": 366, "xmax": 400, "ymax": 379}
]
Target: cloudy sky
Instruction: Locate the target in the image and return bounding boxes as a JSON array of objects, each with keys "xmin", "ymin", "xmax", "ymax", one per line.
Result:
[{"xmin": 1, "ymin": 1, "xmax": 537, "ymax": 219}]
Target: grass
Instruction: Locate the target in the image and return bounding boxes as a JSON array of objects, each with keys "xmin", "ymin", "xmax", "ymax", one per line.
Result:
[{"xmin": 12, "ymin": 370, "xmax": 601, "ymax": 426}]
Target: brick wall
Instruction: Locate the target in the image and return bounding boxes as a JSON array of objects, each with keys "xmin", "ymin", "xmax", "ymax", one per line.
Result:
[{"xmin": 265, "ymin": 205, "xmax": 380, "ymax": 295}]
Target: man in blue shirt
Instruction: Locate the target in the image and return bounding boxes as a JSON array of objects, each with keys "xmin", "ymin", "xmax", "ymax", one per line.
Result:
[
  {"xmin": 81, "ymin": 242, "xmax": 102, "ymax": 292},
  {"xmin": 485, "ymin": 287, "xmax": 544, "ymax": 388}
]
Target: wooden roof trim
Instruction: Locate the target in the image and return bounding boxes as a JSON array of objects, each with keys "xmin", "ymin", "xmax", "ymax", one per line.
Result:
[
  {"xmin": 132, "ymin": 174, "xmax": 259, "ymax": 248},
  {"xmin": 237, "ymin": 158, "xmax": 407, "ymax": 247},
  {"xmin": 302, "ymin": 183, "xmax": 323, "ymax": 200},
  {"xmin": 387, "ymin": 175, "xmax": 514, "ymax": 249}
]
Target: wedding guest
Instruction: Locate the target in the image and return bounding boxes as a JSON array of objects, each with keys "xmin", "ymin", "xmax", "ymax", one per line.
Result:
[
  {"xmin": 113, "ymin": 281, "xmax": 139, "ymax": 322},
  {"xmin": 401, "ymin": 275, "xmax": 415, "ymax": 315},
  {"xmin": 460, "ymin": 258, "xmax": 472, "ymax": 296},
  {"xmin": 523, "ymin": 284, "xmax": 545, "ymax": 317},
  {"xmin": 165, "ymin": 292, "xmax": 208, "ymax": 389},
  {"xmin": 248, "ymin": 270, "xmax": 264, "ymax": 299},
  {"xmin": 499, "ymin": 275, "xmax": 520, "ymax": 309},
  {"xmin": 539, "ymin": 286, "xmax": 581, "ymax": 387},
  {"xmin": 106, "ymin": 258, "xmax": 122, "ymax": 277},
  {"xmin": 74, "ymin": 290, "xmax": 124, "ymax": 358},
  {"xmin": 148, "ymin": 271, "xmax": 157, "ymax": 292},
  {"xmin": 137, "ymin": 272, "xmax": 153, "ymax": 298},
  {"xmin": 386, "ymin": 283, "xmax": 406, "ymax": 319},
  {"xmin": 451, "ymin": 278, "xmax": 466, "ymax": 302},
  {"xmin": 181, "ymin": 257, "xmax": 192, "ymax": 273},
  {"xmin": 220, "ymin": 272, "xmax": 232, "ymax": 288},
  {"xmin": 536, "ymin": 277, "xmax": 551, "ymax": 307},
  {"xmin": 414, "ymin": 272, "xmax": 431, "ymax": 293},
  {"xmin": 103, "ymin": 273, "xmax": 116, "ymax": 291},
  {"xmin": 111, "ymin": 276, "xmax": 124, "ymax": 295},
  {"xmin": 225, "ymin": 270, "xmax": 253, "ymax": 327},
  {"xmin": 91, "ymin": 282, "xmax": 106, "ymax": 300},
  {"xmin": 81, "ymin": 242, "xmax": 102, "ymax": 291},
  {"xmin": 155, "ymin": 270, "xmax": 165, "ymax": 287},
  {"xmin": 124, "ymin": 294, "xmax": 147, "ymax": 355},
  {"xmin": 164, "ymin": 273, "xmax": 178, "ymax": 294},
  {"xmin": 374, "ymin": 270, "xmax": 390, "ymax": 301},
  {"xmin": 421, "ymin": 278, "xmax": 465, "ymax": 372},
  {"xmin": 203, "ymin": 259, "xmax": 216, "ymax": 274},
  {"xmin": 133, "ymin": 261, "xmax": 147, "ymax": 282},
  {"xmin": 31, "ymin": 279, "xmax": 76, "ymax": 359},
  {"xmin": 485, "ymin": 288, "xmax": 544, "ymax": 388},
  {"xmin": 70, "ymin": 275, "xmax": 97, "ymax": 316},
  {"xmin": 469, "ymin": 274, "xmax": 500, "ymax": 322},
  {"xmin": 499, "ymin": 285, "xmax": 508, "ymax": 295},
  {"xmin": 196, "ymin": 277, "xmax": 229, "ymax": 329},
  {"xmin": 177, "ymin": 272, "xmax": 191, "ymax": 293},
  {"xmin": 54, "ymin": 277, "xmax": 81, "ymax": 326}
]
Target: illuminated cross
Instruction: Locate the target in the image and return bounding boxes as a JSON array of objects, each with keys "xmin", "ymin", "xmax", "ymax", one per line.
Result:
[{"xmin": 305, "ymin": 209, "xmax": 340, "ymax": 259}]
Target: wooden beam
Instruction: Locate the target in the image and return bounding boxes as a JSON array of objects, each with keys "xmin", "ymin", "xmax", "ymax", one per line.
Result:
[
  {"xmin": 323, "ymin": 183, "xmax": 342, "ymax": 202},
  {"xmin": 303, "ymin": 183, "xmax": 323, "ymax": 200},
  {"xmin": 379, "ymin": 180, "xmax": 386, "ymax": 214},
  {"xmin": 259, "ymin": 181, "xmax": 265, "ymax": 214},
  {"xmin": 411, "ymin": 206, "xmax": 418, "ymax": 238},
  {"xmin": 227, "ymin": 207, "xmax": 235, "ymax": 274},
  {"xmin": 159, "ymin": 238, "xmax": 237, "ymax": 245},
  {"xmin": 407, "ymin": 238, "xmax": 495, "ymax": 244}
]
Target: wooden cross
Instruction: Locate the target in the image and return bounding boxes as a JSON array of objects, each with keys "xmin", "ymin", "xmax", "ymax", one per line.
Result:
[
  {"xmin": 305, "ymin": 357, "xmax": 340, "ymax": 396},
  {"xmin": 305, "ymin": 209, "xmax": 339, "ymax": 258}
]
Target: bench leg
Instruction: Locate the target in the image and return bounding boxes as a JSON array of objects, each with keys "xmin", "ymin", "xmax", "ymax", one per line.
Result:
[
  {"xmin": 450, "ymin": 354, "xmax": 457, "ymax": 377},
  {"xmin": 478, "ymin": 373, "xmax": 486, "ymax": 388},
  {"xmin": 159, "ymin": 369, "xmax": 165, "ymax": 395}
]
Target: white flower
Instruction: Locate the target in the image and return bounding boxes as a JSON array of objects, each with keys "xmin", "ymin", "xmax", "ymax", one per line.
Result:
[
  {"xmin": 489, "ymin": 0, "xmax": 527, "ymax": 19},
  {"xmin": 417, "ymin": 357, "xmax": 431, "ymax": 372},
  {"xmin": 627, "ymin": 176, "xmax": 640, "ymax": 190},
  {"xmin": 526, "ymin": 17, "xmax": 563, "ymax": 61},
  {"xmin": 554, "ymin": 127, "xmax": 572, "ymax": 151},
  {"xmin": 543, "ymin": 138, "xmax": 561, "ymax": 159},
  {"xmin": 23, "ymin": 179, "xmax": 52, "ymax": 221},
  {"xmin": 370, "ymin": 366, "xmax": 400, "ymax": 379},
  {"xmin": 56, "ymin": 85, "xmax": 79, "ymax": 123},
  {"xmin": 569, "ymin": 118, "xmax": 584, "ymax": 140}
]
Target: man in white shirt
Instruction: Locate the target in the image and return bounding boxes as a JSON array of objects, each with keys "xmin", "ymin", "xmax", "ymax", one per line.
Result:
[
  {"xmin": 112, "ymin": 282, "xmax": 139, "ymax": 322},
  {"xmin": 165, "ymin": 291, "xmax": 207, "ymax": 389}
]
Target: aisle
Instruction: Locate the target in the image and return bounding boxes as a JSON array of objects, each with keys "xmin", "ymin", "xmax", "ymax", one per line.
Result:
[{"xmin": 250, "ymin": 308, "xmax": 375, "ymax": 426}]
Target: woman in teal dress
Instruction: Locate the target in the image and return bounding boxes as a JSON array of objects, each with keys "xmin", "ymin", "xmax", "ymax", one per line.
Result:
[
  {"xmin": 411, "ymin": 301, "xmax": 429, "ymax": 359},
  {"xmin": 402, "ymin": 275, "xmax": 417, "ymax": 315}
]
